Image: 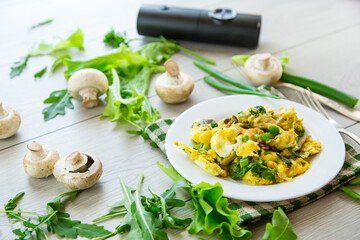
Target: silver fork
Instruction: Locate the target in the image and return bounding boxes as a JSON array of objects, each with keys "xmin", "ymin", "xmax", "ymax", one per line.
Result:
[{"xmin": 297, "ymin": 88, "xmax": 360, "ymax": 145}]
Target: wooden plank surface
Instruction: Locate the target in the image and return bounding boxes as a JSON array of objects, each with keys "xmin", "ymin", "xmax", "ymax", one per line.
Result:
[{"xmin": 1, "ymin": 0, "xmax": 360, "ymax": 239}]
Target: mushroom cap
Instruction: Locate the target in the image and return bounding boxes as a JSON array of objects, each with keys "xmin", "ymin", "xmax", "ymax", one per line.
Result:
[
  {"xmin": 155, "ymin": 72, "xmax": 194, "ymax": 104},
  {"xmin": 0, "ymin": 104, "xmax": 21, "ymax": 139},
  {"xmin": 23, "ymin": 141, "xmax": 60, "ymax": 178},
  {"xmin": 243, "ymin": 53, "xmax": 283, "ymax": 87},
  {"xmin": 67, "ymin": 69, "xmax": 109, "ymax": 99},
  {"xmin": 53, "ymin": 152, "xmax": 102, "ymax": 190}
]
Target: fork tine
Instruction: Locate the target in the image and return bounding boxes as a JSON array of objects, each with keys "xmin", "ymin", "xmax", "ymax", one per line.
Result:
[
  {"xmin": 296, "ymin": 89, "xmax": 312, "ymax": 109},
  {"xmin": 304, "ymin": 88, "xmax": 321, "ymax": 113},
  {"xmin": 307, "ymin": 88, "xmax": 331, "ymax": 120}
]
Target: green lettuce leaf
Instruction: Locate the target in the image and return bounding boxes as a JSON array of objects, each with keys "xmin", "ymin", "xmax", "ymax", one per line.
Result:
[
  {"xmin": 157, "ymin": 163, "xmax": 251, "ymax": 240},
  {"xmin": 138, "ymin": 37, "xmax": 178, "ymax": 64},
  {"xmin": 50, "ymin": 54, "xmax": 71, "ymax": 74},
  {"xmin": 188, "ymin": 182, "xmax": 251, "ymax": 240},
  {"xmin": 29, "ymin": 28, "xmax": 84, "ymax": 56},
  {"xmin": 262, "ymin": 208, "xmax": 297, "ymax": 240},
  {"xmin": 63, "ymin": 45, "xmax": 149, "ymax": 79},
  {"xmin": 232, "ymin": 55, "xmax": 250, "ymax": 66}
]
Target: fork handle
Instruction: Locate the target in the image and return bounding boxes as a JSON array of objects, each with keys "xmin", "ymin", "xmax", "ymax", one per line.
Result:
[{"xmin": 338, "ymin": 128, "xmax": 360, "ymax": 145}]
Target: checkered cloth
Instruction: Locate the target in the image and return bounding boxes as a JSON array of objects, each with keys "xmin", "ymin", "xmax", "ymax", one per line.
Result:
[{"xmin": 145, "ymin": 118, "xmax": 360, "ymax": 224}]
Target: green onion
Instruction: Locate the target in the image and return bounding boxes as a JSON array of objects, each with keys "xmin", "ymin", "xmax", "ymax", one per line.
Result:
[
  {"xmin": 260, "ymin": 133, "xmax": 270, "ymax": 142},
  {"xmin": 204, "ymin": 76, "xmax": 280, "ymax": 99},
  {"xmin": 339, "ymin": 186, "xmax": 360, "ymax": 200},
  {"xmin": 281, "ymin": 72, "xmax": 358, "ymax": 108},
  {"xmin": 177, "ymin": 46, "xmax": 215, "ymax": 65},
  {"xmin": 240, "ymin": 157, "xmax": 249, "ymax": 168},
  {"xmin": 350, "ymin": 175, "xmax": 360, "ymax": 186},
  {"xmin": 194, "ymin": 60, "xmax": 257, "ymax": 91},
  {"xmin": 269, "ymin": 125, "xmax": 280, "ymax": 136},
  {"xmin": 242, "ymin": 135, "xmax": 249, "ymax": 143}
]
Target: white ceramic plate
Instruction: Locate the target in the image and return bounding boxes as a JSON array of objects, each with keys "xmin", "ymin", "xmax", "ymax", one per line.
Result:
[{"xmin": 165, "ymin": 95, "xmax": 345, "ymax": 202}]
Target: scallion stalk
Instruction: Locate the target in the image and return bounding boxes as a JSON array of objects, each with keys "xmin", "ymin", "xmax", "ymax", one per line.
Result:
[
  {"xmin": 194, "ymin": 60, "xmax": 257, "ymax": 91},
  {"xmin": 281, "ymin": 72, "xmax": 358, "ymax": 107},
  {"xmin": 204, "ymin": 76, "xmax": 280, "ymax": 99}
]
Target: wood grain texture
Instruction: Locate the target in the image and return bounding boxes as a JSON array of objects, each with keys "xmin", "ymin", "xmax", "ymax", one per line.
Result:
[{"xmin": 1, "ymin": 0, "xmax": 360, "ymax": 239}]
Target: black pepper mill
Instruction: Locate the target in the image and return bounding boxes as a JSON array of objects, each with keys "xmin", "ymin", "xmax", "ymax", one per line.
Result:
[{"xmin": 137, "ymin": 4, "xmax": 261, "ymax": 48}]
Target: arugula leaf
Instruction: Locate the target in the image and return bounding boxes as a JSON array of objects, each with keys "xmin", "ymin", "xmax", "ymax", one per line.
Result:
[
  {"xmin": 34, "ymin": 67, "xmax": 47, "ymax": 78},
  {"xmin": 42, "ymin": 89, "xmax": 74, "ymax": 121},
  {"xmin": 156, "ymin": 162, "xmax": 187, "ymax": 183},
  {"xmin": 4, "ymin": 192, "xmax": 24, "ymax": 211},
  {"xmin": 31, "ymin": 19, "xmax": 54, "ymax": 29},
  {"xmin": 10, "ymin": 55, "xmax": 29, "ymax": 79},
  {"xmin": 103, "ymin": 29, "xmax": 127, "ymax": 48},
  {"xmin": 134, "ymin": 176, "xmax": 168, "ymax": 239},
  {"xmin": 28, "ymin": 28, "xmax": 84, "ymax": 56},
  {"xmin": 50, "ymin": 54, "xmax": 71, "ymax": 74},
  {"xmin": 339, "ymin": 186, "xmax": 360, "ymax": 200},
  {"xmin": 262, "ymin": 208, "xmax": 297, "ymax": 240},
  {"xmin": 74, "ymin": 223, "xmax": 113, "ymax": 238}
]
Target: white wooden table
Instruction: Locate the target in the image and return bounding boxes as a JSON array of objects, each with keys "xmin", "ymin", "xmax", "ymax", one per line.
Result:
[{"xmin": 1, "ymin": 0, "xmax": 360, "ymax": 239}]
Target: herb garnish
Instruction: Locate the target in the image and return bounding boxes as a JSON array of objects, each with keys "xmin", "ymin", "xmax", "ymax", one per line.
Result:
[
  {"xmin": 103, "ymin": 29, "xmax": 128, "ymax": 48},
  {"xmin": 42, "ymin": 89, "xmax": 74, "ymax": 121},
  {"xmin": 31, "ymin": 19, "xmax": 54, "ymax": 29},
  {"xmin": 1, "ymin": 191, "xmax": 111, "ymax": 239},
  {"xmin": 34, "ymin": 66, "xmax": 47, "ymax": 78}
]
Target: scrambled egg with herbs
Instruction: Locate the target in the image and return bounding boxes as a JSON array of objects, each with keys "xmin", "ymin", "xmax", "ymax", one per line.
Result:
[{"xmin": 175, "ymin": 106, "xmax": 321, "ymax": 185}]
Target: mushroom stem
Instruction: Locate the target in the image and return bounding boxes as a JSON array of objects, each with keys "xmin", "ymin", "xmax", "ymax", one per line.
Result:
[
  {"xmin": 79, "ymin": 88, "xmax": 99, "ymax": 108},
  {"xmin": 164, "ymin": 59, "xmax": 182, "ymax": 85},
  {"xmin": 0, "ymin": 102, "xmax": 7, "ymax": 119},
  {"xmin": 27, "ymin": 141, "xmax": 46, "ymax": 161},
  {"xmin": 255, "ymin": 53, "xmax": 272, "ymax": 71},
  {"xmin": 64, "ymin": 151, "xmax": 88, "ymax": 172}
]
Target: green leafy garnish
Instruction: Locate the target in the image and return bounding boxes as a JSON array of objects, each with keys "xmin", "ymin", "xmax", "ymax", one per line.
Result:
[
  {"xmin": 269, "ymin": 125, "xmax": 280, "ymax": 136},
  {"xmin": 50, "ymin": 54, "xmax": 71, "ymax": 74},
  {"xmin": 157, "ymin": 162, "xmax": 252, "ymax": 240},
  {"xmin": 1, "ymin": 191, "xmax": 111, "ymax": 239},
  {"xmin": 277, "ymin": 52, "xmax": 289, "ymax": 71},
  {"xmin": 211, "ymin": 123, "xmax": 218, "ymax": 128},
  {"xmin": 242, "ymin": 135, "xmax": 249, "ymax": 143},
  {"xmin": 295, "ymin": 128, "xmax": 305, "ymax": 138},
  {"xmin": 231, "ymin": 55, "xmax": 250, "ymax": 66},
  {"xmin": 229, "ymin": 160, "xmax": 248, "ymax": 180},
  {"xmin": 34, "ymin": 66, "xmax": 47, "ymax": 78},
  {"xmin": 193, "ymin": 143, "xmax": 209, "ymax": 151},
  {"xmin": 240, "ymin": 157, "xmax": 249, "ymax": 168},
  {"xmin": 98, "ymin": 175, "xmax": 191, "ymax": 239},
  {"xmin": 262, "ymin": 208, "xmax": 297, "ymax": 240},
  {"xmin": 31, "ymin": 19, "xmax": 54, "ymax": 29},
  {"xmin": 103, "ymin": 29, "xmax": 127, "ymax": 48},
  {"xmin": 10, "ymin": 55, "xmax": 29, "ymax": 79},
  {"xmin": 42, "ymin": 89, "xmax": 74, "ymax": 121},
  {"xmin": 28, "ymin": 28, "xmax": 84, "ymax": 56}
]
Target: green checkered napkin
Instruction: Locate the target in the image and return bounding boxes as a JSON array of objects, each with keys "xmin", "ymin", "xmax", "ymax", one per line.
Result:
[{"xmin": 145, "ymin": 118, "xmax": 360, "ymax": 224}]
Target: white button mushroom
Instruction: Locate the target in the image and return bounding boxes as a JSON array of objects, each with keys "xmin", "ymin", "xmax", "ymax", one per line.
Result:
[
  {"xmin": 243, "ymin": 53, "xmax": 283, "ymax": 87},
  {"xmin": 154, "ymin": 59, "xmax": 194, "ymax": 104},
  {"xmin": 23, "ymin": 141, "xmax": 60, "ymax": 178},
  {"xmin": 0, "ymin": 101, "xmax": 21, "ymax": 139},
  {"xmin": 67, "ymin": 68, "xmax": 109, "ymax": 108},
  {"xmin": 53, "ymin": 151, "xmax": 102, "ymax": 190}
]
